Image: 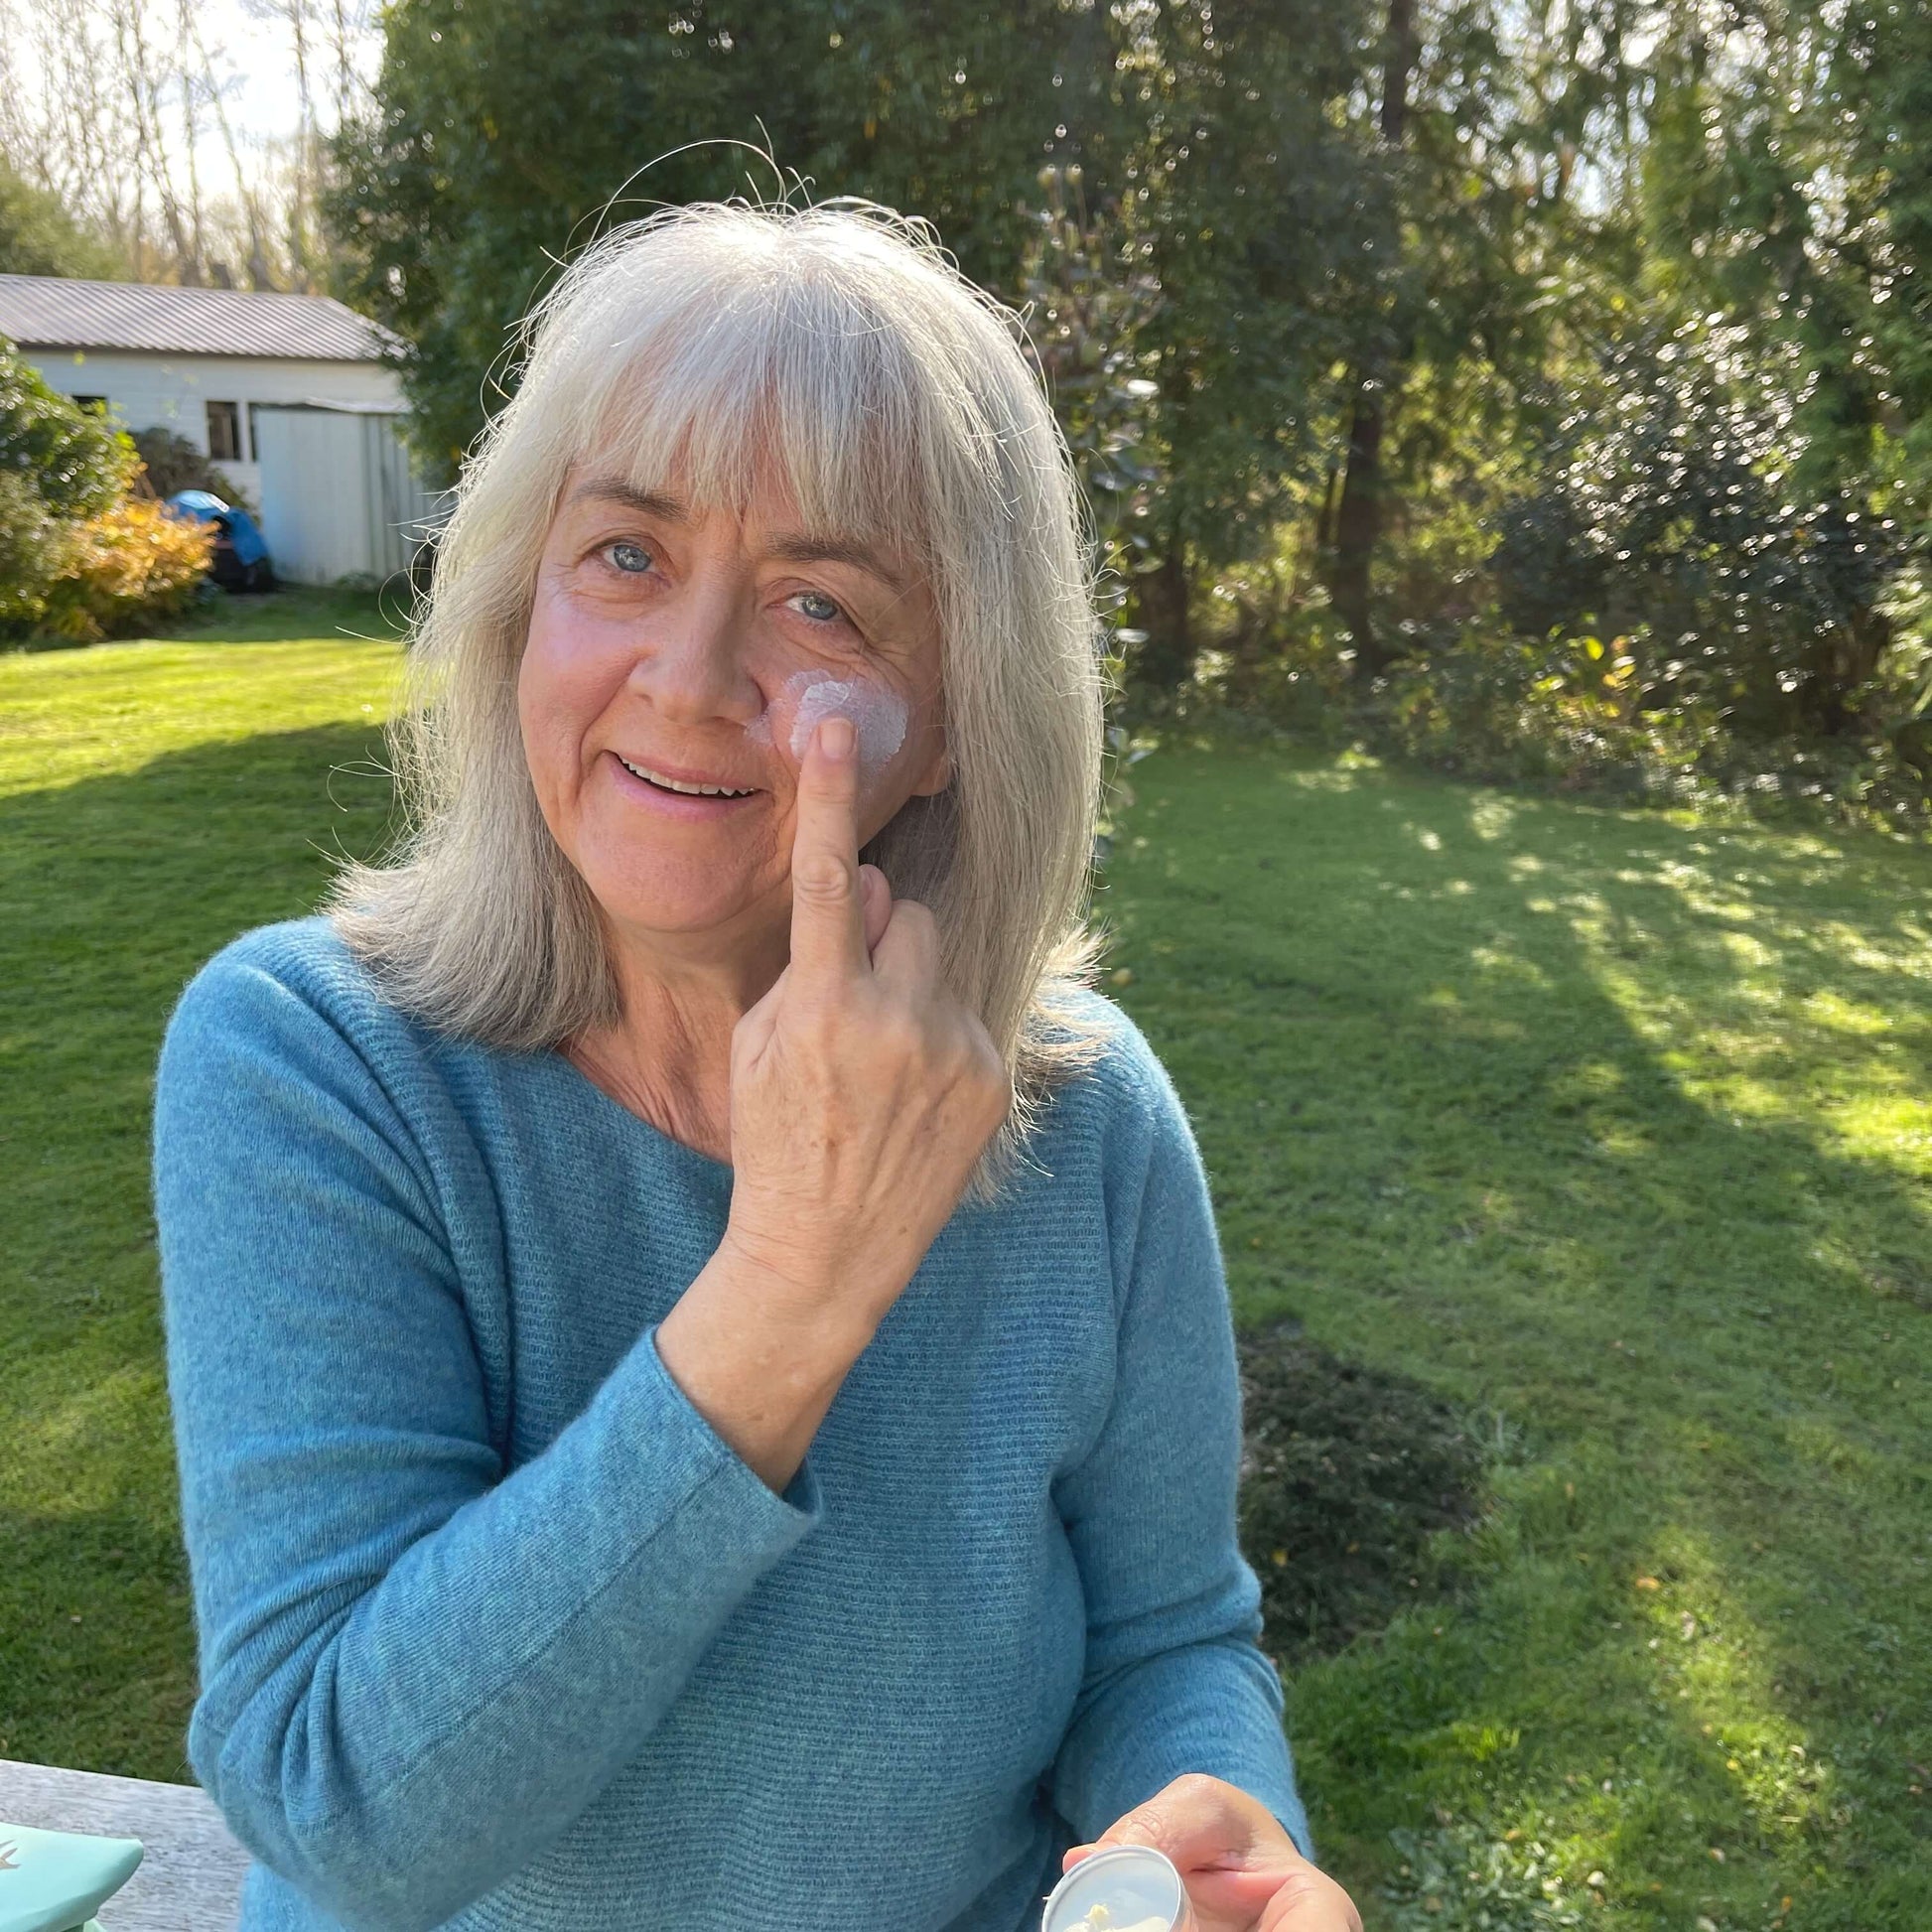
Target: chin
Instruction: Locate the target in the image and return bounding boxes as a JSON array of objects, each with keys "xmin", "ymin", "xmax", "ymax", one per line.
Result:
[{"xmin": 579, "ymin": 855, "xmax": 770, "ymax": 941}]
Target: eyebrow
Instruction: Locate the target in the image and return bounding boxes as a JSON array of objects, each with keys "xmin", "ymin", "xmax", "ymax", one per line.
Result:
[
  {"xmin": 569, "ymin": 478, "xmax": 688, "ymax": 520},
  {"xmin": 568, "ymin": 476, "xmax": 906, "ymax": 594}
]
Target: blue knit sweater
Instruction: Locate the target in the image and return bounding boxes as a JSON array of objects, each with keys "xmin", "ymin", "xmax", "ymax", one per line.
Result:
[{"xmin": 152, "ymin": 918, "xmax": 1309, "ymax": 1932}]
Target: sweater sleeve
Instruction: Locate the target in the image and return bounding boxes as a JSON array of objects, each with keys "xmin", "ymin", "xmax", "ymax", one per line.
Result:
[
  {"xmin": 153, "ymin": 948, "xmax": 821, "ymax": 1932},
  {"xmin": 1048, "ymin": 1039, "xmax": 1312, "ymax": 1861}
]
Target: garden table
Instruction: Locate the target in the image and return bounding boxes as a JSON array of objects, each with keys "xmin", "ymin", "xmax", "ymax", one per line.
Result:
[{"xmin": 0, "ymin": 1756, "xmax": 247, "ymax": 1930}]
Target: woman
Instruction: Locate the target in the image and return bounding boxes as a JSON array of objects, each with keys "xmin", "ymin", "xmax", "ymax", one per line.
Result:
[{"xmin": 154, "ymin": 202, "xmax": 1361, "ymax": 1932}]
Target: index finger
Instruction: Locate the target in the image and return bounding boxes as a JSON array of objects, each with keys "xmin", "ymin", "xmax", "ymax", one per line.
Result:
[{"xmin": 787, "ymin": 714, "xmax": 870, "ymax": 984}]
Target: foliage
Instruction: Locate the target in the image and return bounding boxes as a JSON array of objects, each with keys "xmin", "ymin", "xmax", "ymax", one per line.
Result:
[
  {"xmin": 329, "ymin": 0, "xmax": 1119, "ymax": 477},
  {"xmin": 29, "ymin": 498, "xmax": 212, "ymax": 643},
  {"xmin": 1492, "ymin": 317, "xmax": 1915, "ymax": 739},
  {"xmin": 1015, "ymin": 166, "xmax": 1162, "ymax": 592},
  {"xmin": 0, "ymin": 156, "xmax": 123, "ymax": 279},
  {"xmin": 0, "ymin": 338, "xmax": 135, "ymax": 520},
  {"xmin": 322, "ymin": 0, "xmax": 1932, "ymax": 811},
  {"xmin": 129, "ymin": 428, "xmax": 252, "ymax": 515},
  {"xmin": 0, "ymin": 468, "xmax": 65, "ymax": 630},
  {"xmin": 0, "ymin": 344, "xmax": 211, "ymax": 641}
]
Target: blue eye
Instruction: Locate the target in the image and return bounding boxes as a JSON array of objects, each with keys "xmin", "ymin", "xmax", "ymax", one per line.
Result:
[
  {"xmin": 792, "ymin": 590, "xmax": 844, "ymax": 623},
  {"xmin": 606, "ymin": 540, "xmax": 652, "ymax": 574}
]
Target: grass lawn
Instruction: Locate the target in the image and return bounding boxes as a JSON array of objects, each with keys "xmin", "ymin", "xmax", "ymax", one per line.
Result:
[{"xmin": 4, "ymin": 598, "xmax": 1928, "ymax": 1929}]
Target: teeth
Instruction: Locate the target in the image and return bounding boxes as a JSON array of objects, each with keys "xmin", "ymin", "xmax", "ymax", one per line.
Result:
[{"xmin": 617, "ymin": 754, "xmax": 754, "ymax": 798}]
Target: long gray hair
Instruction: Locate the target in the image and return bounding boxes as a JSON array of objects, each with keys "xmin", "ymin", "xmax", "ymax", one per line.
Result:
[{"xmin": 332, "ymin": 200, "xmax": 1108, "ymax": 1179}]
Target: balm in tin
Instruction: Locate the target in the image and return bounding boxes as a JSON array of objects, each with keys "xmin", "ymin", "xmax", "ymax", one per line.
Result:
[{"xmin": 1040, "ymin": 1845, "xmax": 1194, "ymax": 1932}]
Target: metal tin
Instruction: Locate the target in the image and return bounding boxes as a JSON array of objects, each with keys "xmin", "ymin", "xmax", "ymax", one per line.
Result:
[{"xmin": 1040, "ymin": 1844, "xmax": 1191, "ymax": 1932}]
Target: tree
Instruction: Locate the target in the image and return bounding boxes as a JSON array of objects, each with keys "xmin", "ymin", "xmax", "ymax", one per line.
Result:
[
  {"xmin": 0, "ymin": 157, "xmax": 124, "ymax": 278},
  {"xmin": 330, "ymin": 0, "xmax": 1125, "ymax": 478}
]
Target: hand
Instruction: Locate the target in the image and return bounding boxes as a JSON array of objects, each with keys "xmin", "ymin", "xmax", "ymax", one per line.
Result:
[
  {"xmin": 724, "ymin": 711, "xmax": 1010, "ymax": 1327},
  {"xmin": 1064, "ymin": 1775, "xmax": 1361, "ymax": 1932}
]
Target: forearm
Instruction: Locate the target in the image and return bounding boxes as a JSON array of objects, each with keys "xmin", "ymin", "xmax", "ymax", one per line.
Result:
[
  {"xmin": 187, "ymin": 1323, "xmax": 819, "ymax": 1932},
  {"xmin": 1054, "ymin": 1637, "xmax": 1311, "ymax": 1859},
  {"xmin": 654, "ymin": 1235, "xmax": 879, "ymax": 1491}
]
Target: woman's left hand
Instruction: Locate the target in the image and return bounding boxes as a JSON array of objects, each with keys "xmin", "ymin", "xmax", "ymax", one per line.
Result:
[{"xmin": 1063, "ymin": 1775, "xmax": 1362, "ymax": 1932}]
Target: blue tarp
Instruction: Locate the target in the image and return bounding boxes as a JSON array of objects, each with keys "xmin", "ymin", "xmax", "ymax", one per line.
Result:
[{"xmin": 165, "ymin": 489, "xmax": 270, "ymax": 567}]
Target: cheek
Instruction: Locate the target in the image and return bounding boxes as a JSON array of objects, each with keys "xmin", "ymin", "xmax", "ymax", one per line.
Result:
[
  {"xmin": 518, "ymin": 597, "xmax": 625, "ymax": 786},
  {"xmin": 747, "ymin": 666, "xmax": 911, "ymax": 786}
]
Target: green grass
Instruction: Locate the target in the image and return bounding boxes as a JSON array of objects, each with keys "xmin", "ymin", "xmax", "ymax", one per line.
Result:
[
  {"xmin": 0, "ymin": 590, "xmax": 402, "ymax": 1779},
  {"xmin": 1104, "ymin": 745, "xmax": 1931, "ymax": 1930},
  {"xmin": 3, "ymin": 605, "xmax": 1928, "ymax": 1929}
]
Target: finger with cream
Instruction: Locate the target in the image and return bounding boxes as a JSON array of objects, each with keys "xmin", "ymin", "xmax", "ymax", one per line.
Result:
[{"xmin": 747, "ymin": 667, "xmax": 908, "ymax": 782}]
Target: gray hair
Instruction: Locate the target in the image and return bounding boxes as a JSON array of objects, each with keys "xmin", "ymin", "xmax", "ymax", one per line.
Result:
[{"xmin": 331, "ymin": 200, "xmax": 1108, "ymax": 1180}]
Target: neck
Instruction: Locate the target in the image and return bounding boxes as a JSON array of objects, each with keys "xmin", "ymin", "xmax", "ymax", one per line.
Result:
[{"xmin": 567, "ymin": 918, "xmax": 788, "ymax": 1164}]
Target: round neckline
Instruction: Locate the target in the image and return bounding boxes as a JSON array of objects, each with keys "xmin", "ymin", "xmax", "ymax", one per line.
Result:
[{"xmin": 536, "ymin": 1044, "xmax": 737, "ymax": 1184}]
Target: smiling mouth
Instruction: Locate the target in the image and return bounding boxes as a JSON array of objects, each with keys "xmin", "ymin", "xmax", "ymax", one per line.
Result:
[{"xmin": 614, "ymin": 753, "xmax": 759, "ymax": 799}]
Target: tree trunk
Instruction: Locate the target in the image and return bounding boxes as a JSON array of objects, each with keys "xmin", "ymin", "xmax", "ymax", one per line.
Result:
[
  {"xmin": 1133, "ymin": 540, "xmax": 1195, "ymax": 691},
  {"xmin": 1328, "ymin": 0, "xmax": 1418, "ymax": 679}
]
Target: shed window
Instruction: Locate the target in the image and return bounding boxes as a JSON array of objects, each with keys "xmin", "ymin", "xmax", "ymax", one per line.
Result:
[{"xmin": 207, "ymin": 400, "xmax": 242, "ymax": 462}]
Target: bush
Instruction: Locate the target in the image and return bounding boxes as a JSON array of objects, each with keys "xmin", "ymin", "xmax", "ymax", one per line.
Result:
[
  {"xmin": 0, "ymin": 337, "xmax": 134, "ymax": 517},
  {"xmin": 0, "ymin": 467, "xmax": 69, "ymax": 630},
  {"xmin": 33, "ymin": 498, "xmax": 212, "ymax": 642},
  {"xmin": 130, "ymin": 427, "xmax": 253, "ymax": 514},
  {"xmin": 1489, "ymin": 319, "xmax": 1914, "ymax": 745}
]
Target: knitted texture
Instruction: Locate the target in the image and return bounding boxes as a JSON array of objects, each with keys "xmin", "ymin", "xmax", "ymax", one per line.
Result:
[{"xmin": 153, "ymin": 918, "xmax": 1309, "ymax": 1932}]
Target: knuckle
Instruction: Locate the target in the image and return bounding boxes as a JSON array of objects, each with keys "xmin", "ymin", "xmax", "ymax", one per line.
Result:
[
  {"xmin": 792, "ymin": 852, "xmax": 852, "ymax": 901},
  {"xmin": 1169, "ymin": 1771, "xmax": 1225, "ymax": 1809},
  {"xmin": 875, "ymin": 1004, "xmax": 923, "ymax": 1062}
]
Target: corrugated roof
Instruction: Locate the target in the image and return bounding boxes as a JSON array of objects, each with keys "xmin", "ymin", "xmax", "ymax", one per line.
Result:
[{"xmin": 0, "ymin": 275, "xmax": 393, "ymax": 361}]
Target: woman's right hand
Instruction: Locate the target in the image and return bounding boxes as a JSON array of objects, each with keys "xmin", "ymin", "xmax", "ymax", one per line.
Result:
[
  {"xmin": 655, "ymin": 714, "xmax": 1010, "ymax": 1489},
  {"xmin": 725, "ymin": 713, "xmax": 1010, "ymax": 1321}
]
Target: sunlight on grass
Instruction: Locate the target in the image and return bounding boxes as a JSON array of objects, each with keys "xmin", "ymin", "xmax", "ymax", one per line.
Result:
[
  {"xmin": 1104, "ymin": 739, "xmax": 1931, "ymax": 1929},
  {"xmin": 2, "ymin": 592, "xmax": 406, "ymax": 1775},
  {"xmin": 0, "ymin": 589, "xmax": 403, "ymax": 799}
]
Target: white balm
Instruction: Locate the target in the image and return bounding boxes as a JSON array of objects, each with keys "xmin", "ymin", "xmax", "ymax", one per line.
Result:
[{"xmin": 747, "ymin": 667, "xmax": 908, "ymax": 782}]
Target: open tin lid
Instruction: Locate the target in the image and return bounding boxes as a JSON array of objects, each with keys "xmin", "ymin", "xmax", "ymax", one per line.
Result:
[{"xmin": 1040, "ymin": 1844, "xmax": 1188, "ymax": 1932}]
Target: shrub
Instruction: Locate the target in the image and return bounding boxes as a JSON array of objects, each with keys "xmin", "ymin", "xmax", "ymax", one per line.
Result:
[
  {"xmin": 0, "ymin": 467, "xmax": 69, "ymax": 631},
  {"xmin": 130, "ymin": 427, "xmax": 253, "ymax": 514},
  {"xmin": 1489, "ymin": 319, "xmax": 1914, "ymax": 744},
  {"xmin": 34, "ymin": 498, "xmax": 212, "ymax": 642},
  {"xmin": 0, "ymin": 337, "xmax": 135, "ymax": 517}
]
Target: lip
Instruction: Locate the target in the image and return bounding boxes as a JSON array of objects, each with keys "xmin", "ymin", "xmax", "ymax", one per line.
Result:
[
  {"xmin": 614, "ymin": 750, "xmax": 762, "ymax": 792},
  {"xmin": 605, "ymin": 749, "xmax": 764, "ymax": 817}
]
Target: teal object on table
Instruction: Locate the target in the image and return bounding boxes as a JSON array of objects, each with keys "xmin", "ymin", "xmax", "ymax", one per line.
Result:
[{"xmin": 0, "ymin": 1821, "xmax": 142, "ymax": 1932}]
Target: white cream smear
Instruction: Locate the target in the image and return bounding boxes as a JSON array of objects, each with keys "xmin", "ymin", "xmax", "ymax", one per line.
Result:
[{"xmin": 746, "ymin": 667, "xmax": 908, "ymax": 781}]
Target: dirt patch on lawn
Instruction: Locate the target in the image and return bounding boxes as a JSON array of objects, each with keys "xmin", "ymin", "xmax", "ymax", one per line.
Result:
[{"xmin": 1236, "ymin": 1321, "xmax": 1491, "ymax": 1664}]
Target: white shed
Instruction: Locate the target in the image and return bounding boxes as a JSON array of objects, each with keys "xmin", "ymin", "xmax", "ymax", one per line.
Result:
[
  {"xmin": 0, "ymin": 274, "xmax": 440, "ymax": 583},
  {"xmin": 253, "ymin": 403, "xmax": 443, "ymax": 585}
]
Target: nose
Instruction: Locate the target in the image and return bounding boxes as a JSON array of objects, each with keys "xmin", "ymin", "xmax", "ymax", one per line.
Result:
[{"xmin": 626, "ymin": 568, "xmax": 759, "ymax": 729}]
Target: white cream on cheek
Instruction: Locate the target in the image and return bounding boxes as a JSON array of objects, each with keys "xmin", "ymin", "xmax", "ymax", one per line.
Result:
[{"xmin": 746, "ymin": 667, "xmax": 909, "ymax": 783}]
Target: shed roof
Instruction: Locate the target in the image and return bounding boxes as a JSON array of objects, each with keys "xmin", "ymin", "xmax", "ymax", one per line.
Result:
[{"xmin": 0, "ymin": 275, "xmax": 392, "ymax": 361}]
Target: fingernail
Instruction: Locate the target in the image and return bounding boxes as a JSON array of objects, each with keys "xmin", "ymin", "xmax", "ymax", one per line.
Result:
[{"xmin": 819, "ymin": 716, "xmax": 855, "ymax": 760}]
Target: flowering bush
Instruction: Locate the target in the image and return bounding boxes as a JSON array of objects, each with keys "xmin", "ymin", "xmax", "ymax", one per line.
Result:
[{"xmin": 33, "ymin": 498, "xmax": 212, "ymax": 642}]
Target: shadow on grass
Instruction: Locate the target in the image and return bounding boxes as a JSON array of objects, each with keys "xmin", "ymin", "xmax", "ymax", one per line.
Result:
[
  {"xmin": 0, "ymin": 1503, "xmax": 199, "ymax": 1780},
  {"xmin": 1109, "ymin": 751, "xmax": 1932, "ymax": 1924},
  {"xmin": 1237, "ymin": 1323, "xmax": 1494, "ymax": 1666},
  {"xmin": 1, "ymin": 723, "xmax": 394, "ymax": 1777}
]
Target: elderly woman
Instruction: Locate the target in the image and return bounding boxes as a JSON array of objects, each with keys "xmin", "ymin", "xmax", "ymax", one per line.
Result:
[{"xmin": 153, "ymin": 203, "xmax": 1360, "ymax": 1932}]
